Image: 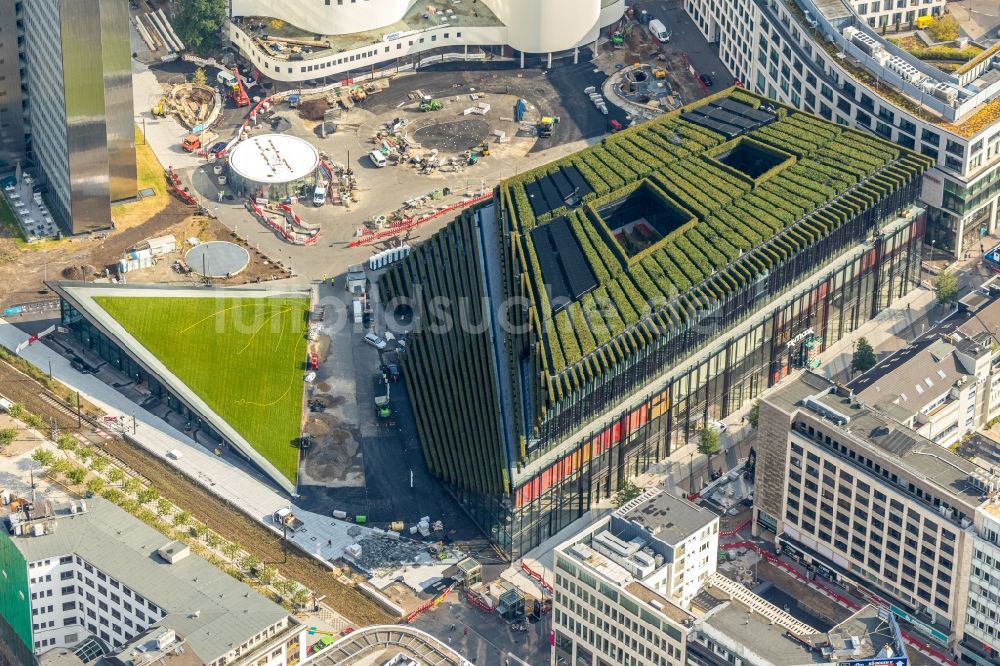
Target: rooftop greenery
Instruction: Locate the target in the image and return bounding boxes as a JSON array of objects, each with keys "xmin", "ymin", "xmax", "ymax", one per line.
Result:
[{"xmin": 501, "ymin": 89, "xmax": 932, "ymax": 400}]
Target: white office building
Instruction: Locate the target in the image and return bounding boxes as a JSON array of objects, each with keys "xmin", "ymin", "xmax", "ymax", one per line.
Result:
[
  {"xmin": 551, "ymin": 489, "xmax": 719, "ymax": 666},
  {"xmin": 0, "ymin": 497, "xmax": 306, "ymax": 666},
  {"xmin": 227, "ymin": 0, "xmax": 625, "ymax": 83},
  {"xmin": 684, "ymin": 0, "xmax": 1000, "ymax": 256},
  {"xmin": 965, "ymin": 500, "xmax": 1000, "ymax": 666}
]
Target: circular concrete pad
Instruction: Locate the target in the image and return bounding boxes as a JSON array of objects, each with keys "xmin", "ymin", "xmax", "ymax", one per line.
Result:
[
  {"xmin": 186, "ymin": 241, "xmax": 250, "ymax": 278},
  {"xmin": 412, "ymin": 118, "xmax": 490, "ymax": 152}
]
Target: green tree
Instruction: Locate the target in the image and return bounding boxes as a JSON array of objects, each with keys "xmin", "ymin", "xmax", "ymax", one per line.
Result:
[
  {"xmin": 747, "ymin": 401, "xmax": 760, "ymax": 430},
  {"xmin": 122, "ymin": 478, "xmax": 141, "ymax": 496},
  {"xmin": 174, "ymin": 0, "xmax": 228, "ymax": 56},
  {"xmin": 0, "ymin": 427, "xmax": 16, "ymax": 448},
  {"xmin": 935, "ymin": 270, "xmax": 959, "ymax": 306},
  {"xmin": 156, "ymin": 498, "xmax": 173, "ymax": 517},
  {"xmin": 221, "ymin": 541, "xmax": 242, "ymax": 560},
  {"xmin": 106, "ymin": 467, "xmax": 124, "ymax": 484},
  {"xmin": 697, "ymin": 426, "xmax": 722, "ymax": 478},
  {"xmin": 928, "ymin": 14, "xmax": 960, "ymax": 41},
  {"xmin": 7, "ymin": 402, "xmax": 24, "ymax": 419},
  {"xmin": 31, "ymin": 448, "xmax": 55, "ymax": 467},
  {"xmin": 851, "ymin": 337, "xmax": 877, "ymax": 375},
  {"xmin": 191, "ymin": 67, "xmax": 208, "ymax": 86},
  {"xmin": 188, "ymin": 522, "xmax": 207, "ymax": 540},
  {"xmin": 612, "ymin": 480, "xmax": 643, "ymax": 507},
  {"xmin": 65, "ymin": 467, "xmax": 87, "ymax": 485},
  {"xmin": 206, "ymin": 531, "xmax": 223, "ymax": 549},
  {"xmin": 89, "ymin": 457, "xmax": 108, "ymax": 473},
  {"xmin": 172, "ymin": 510, "xmax": 192, "ymax": 527},
  {"xmin": 57, "ymin": 435, "xmax": 77, "ymax": 454},
  {"xmin": 137, "ymin": 488, "xmax": 160, "ymax": 505},
  {"xmin": 86, "ymin": 478, "xmax": 105, "ymax": 495},
  {"xmin": 291, "ymin": 587, "xmax": 312, "ymax": 608},
  {"xmin": 23, "ymin": 413, "xmax": 43, "ymax": 430},
  {"xmin": 257, "ymin": 566, "xmax": 277, "ymax": 586}
]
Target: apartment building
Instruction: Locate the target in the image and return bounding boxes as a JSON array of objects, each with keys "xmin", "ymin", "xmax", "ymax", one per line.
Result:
[
  {"xmin": 0, "ymin": 497, "xmax": 306, "ymax": 665},
  {"xmin": 0, "ymin": 0, "xmax": 136, "ymax": 234},
  {"xmin": 685, "ymin": 0, "xmax": 1000, "ymax": 256},
  {"xmin": 753, "ymin": 371, "xmax": 1000, "ymax": 655},
  {"xmin": 551, "ymin": 489, "xmax": 718, "ymax": 666}
]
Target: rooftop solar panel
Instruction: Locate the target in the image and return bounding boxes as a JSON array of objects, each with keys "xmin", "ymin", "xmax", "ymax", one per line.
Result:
[
  {"xmin": 524, "ymin": 180, "xmax": 548, "ymax": 218},
  {"xmin": 548, "ymin": 217, "xmax": 597, "ymax": 300},
  {"xmin": 549, "ymin": 170, "xmax": 575, "ymax": 201},
  {"xmin": 530, "ymin": 225, "xmax": 572, "ymax": 306},
  {"xmin": 529, "ymin": 217, "xmax": 597, "ymax": 309},
  {"xmin": 706, "ymin": 107, "xmax": 755, "ymax": 129},
  {"xmin": 538, "ymin": 177, "xmax": 564, "ymax": 213},
  {"xmin": 683, "ymin": 112, "xmax": 742, "ymax": 138},
  {"xmin": 561, "ymin": 165, "xmax": 593, "ymax": 198},
  {"xmin": 714, "ymin": 98, "xmax": 776, "ymax": 124}
]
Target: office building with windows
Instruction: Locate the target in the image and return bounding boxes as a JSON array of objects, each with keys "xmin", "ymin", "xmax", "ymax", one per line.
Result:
[
  {"xmin": 227, "ymin": 0, "xmax": 626, "ymax": 83},
  {"xmin": 752, "ymin": 371, "xmax": 1000, "ymax": 656},
  {"xmin": 0, "ymin": 0, "xmax": 136, "ymax": 234},
  {"xmin": 0, "ymin": 497, "xmax": 305, "ymax": 665},
  {"xmin": 551, "ymin": 489, "xmax": 718, "ymax": 666},
  {"xmin": 685, "ymin": 0, "xmax": 1000, "ymax": 256},
  {"xmin": 964, "ymin": 500, "xmax": 1000, "ymax": 666},
  {"xmin": 381, "ymin": 89, "xmax": 932, "ymax": 558},
  {"xmin": 847, "ymin": 290, "xmax": 1000, "ymax": 448}
]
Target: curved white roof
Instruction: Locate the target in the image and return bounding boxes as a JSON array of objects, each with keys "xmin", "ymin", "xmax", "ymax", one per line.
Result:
[{"xmin": 228, "ymin": 134, "xmax": 319, "ymax": 184}]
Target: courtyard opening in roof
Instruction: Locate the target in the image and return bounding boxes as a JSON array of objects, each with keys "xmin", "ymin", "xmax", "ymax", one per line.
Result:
[{"xmin": 598, "ymin": 181, "xmax": 697, "ymax": 259}]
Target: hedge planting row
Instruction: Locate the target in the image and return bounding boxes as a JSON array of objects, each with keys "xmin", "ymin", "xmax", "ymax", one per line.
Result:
[{"xmin": 496, "ymin": 92, "xmax": 932, "ymax": 386}]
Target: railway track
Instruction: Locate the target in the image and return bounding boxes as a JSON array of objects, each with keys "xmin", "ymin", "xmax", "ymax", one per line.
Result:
[{"xmin": 0, "ymin": 358, "xmax": 393, "ymax": 625}]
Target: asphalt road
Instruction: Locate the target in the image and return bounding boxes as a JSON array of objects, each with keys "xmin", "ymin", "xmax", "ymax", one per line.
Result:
[{"xmin": 633, "ymin": 0, "xmax": 737, "ymax": 88}]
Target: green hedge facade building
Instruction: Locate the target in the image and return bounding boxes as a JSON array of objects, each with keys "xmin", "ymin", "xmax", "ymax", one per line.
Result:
[{"xmin": 380, "ymin": 89, "xmax": 933, "ymax": 557}]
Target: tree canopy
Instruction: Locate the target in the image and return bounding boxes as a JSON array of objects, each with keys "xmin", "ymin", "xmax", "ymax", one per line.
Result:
[
  {"xmin": 174, "ymin": 0, "xmax": 227, "ymax": 56},
  {"xmin": 852, "ymin": 337, "xmax": 877, "ymax": 374},
  {"xmin": 935, "ymin": 270, "xmax": 959, "ymax": 306}
]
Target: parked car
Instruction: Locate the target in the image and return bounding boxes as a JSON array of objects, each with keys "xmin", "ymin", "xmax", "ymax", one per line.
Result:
[
  {"xmin": 700, "ymin": 73, "xmax": 714, "ymax": 87},
  {"xmin": 208, "ymin": 141, "xmax": 228, "ymax": 157},
  {"xmin": 340, "ymin": 627, "xmax": 355, "ymax": 637},
  {"xmin": 707, "ymin": 420, "xmax": 728, "ymax": 434},
  {"xmin": 364, "ymin": 332, "xmax": 387, "ymax": 350},
  {"xmin": 381, "ymin": 362, "xmax": 401, "ymax": 382}
]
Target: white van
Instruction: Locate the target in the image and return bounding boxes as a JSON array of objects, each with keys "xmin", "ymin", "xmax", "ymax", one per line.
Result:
[
  {"xmin": 369, "ymin": 151, "xmax": 387, "ymax": 168},
  {"xmin": 216, "ymin": 70, "xmax": 238, "ymax": 87},
  {"xmin": 312, "ymin": 183, "xmax": 327, "ymax": 206},
  {"xmin": 649, "ymin": 19, "xmax": 670, "ymax": 42}
]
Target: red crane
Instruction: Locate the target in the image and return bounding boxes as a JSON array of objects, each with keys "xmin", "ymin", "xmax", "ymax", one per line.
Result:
[{"xmin": 229, "ymin": 67, "xmax": 249, "ymax": 108}]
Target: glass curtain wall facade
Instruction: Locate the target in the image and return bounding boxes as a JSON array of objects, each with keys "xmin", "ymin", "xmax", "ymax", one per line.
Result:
[{"xmin": 480, "ymin": 210, "xmax": 924, "ymax": 557}]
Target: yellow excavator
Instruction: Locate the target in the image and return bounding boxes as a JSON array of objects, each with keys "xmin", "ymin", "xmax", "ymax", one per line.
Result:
[{"xmin": 151, "ymin": 97, "xmax": 167, "ymax": 118}]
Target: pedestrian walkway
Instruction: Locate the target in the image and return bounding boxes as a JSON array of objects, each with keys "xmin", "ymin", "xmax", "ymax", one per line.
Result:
[{"xmin": 0, "ymin": 317, "xmax": 372, "ymax": 566}]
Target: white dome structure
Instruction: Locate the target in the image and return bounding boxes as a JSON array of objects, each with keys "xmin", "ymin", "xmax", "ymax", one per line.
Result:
[{"xmin": 228, "ymin": 134, "xmax": 320, "ymax": 201}]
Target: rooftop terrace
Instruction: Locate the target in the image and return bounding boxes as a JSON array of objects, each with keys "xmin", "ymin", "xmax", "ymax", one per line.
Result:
[{"xmin": 776, "ymin": 0, "xmax": 1000, "ymax": 137}]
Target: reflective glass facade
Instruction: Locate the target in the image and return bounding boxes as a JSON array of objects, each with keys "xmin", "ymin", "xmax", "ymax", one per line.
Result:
[{"xmin": 470, "ymin": 209, "xmax": 924, "ymax": 557}]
